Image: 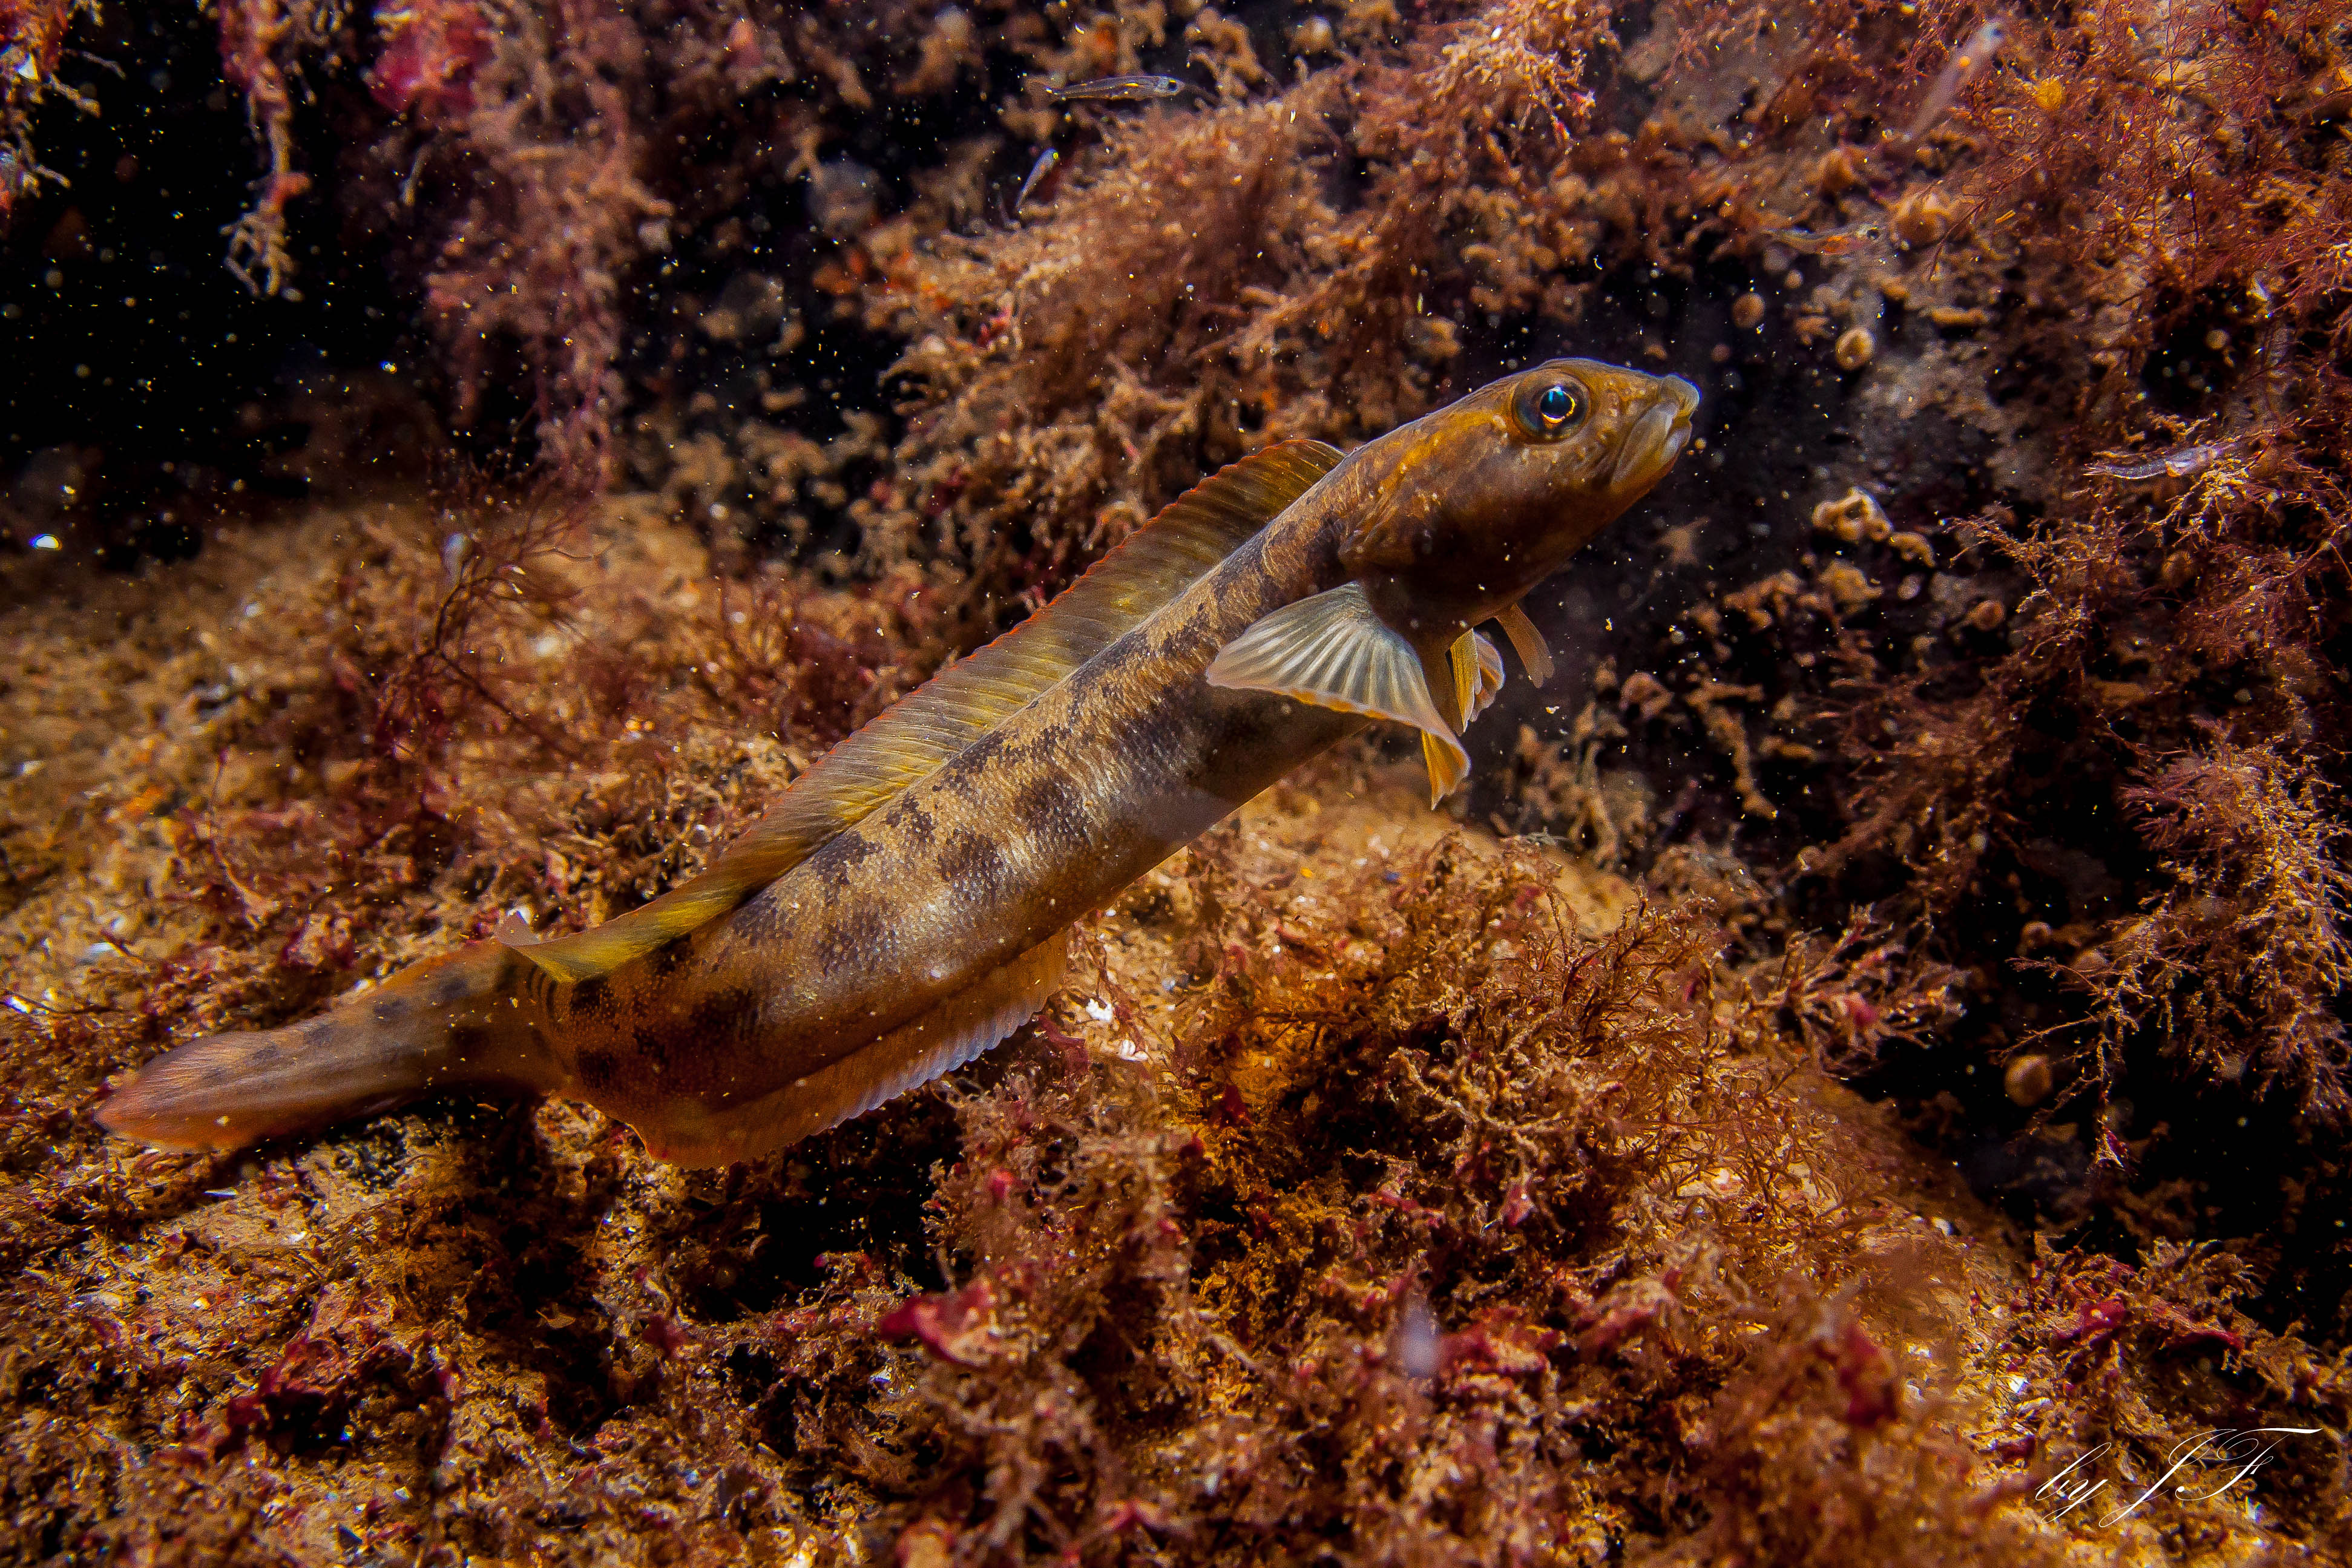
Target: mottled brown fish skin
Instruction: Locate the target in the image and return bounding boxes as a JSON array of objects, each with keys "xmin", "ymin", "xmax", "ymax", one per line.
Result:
[
  {"xmin": 553, "ymin": 512, "xmax": 1364, "ymax": 1160},
  {"xmin": 99, "ymin": 359, "xmax": 1696, "ymax": 1166},
  {"xmin": 536, "ymin": 360, "xmax": 1697, "ymax": 1161}
]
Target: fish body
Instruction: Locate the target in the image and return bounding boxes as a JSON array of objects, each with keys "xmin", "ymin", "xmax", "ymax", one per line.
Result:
[
  {"xmin": 2084, "ymin": 438, "xmax": 2236, "ymax": 484},
  {"xmin": 1771, "ymin": 221, "xmax": 1885, "ymax": 257},
  {"xmin": 1046, "ymin": 74, "xmax": 1196, "ymax": 103},
  {"xmin": 1907, "ymin": 18, "xmax": 2008, "ymax": 140},
  {"xmin": 1014, "ymin": 146, "xmax": 1058, "ymax": 215},
  {"xmin": 100, "ymin": 362, "xmax": 1698, "ymax": 1167}
]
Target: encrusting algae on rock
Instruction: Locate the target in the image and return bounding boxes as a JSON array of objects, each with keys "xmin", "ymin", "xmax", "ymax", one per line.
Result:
[{"xmin": 99, "ymin": 362, "xmax": 1697, "ymax": 1165}]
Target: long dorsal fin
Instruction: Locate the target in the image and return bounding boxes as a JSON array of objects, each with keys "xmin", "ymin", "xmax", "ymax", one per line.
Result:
[{"xmin": 515, "ymin": 438, "xmax": 1344, "ymax": 982}]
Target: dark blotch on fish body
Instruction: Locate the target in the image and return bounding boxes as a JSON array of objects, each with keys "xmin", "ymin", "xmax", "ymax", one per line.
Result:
[
  {"xmin": 939, "ymin": 830, "xmax": 1010, "ymax": 900},
  {"xmin": 576, "ymin": 1046, "xmax": 624, "ymax": 1093},
  {"xmin": 571, "ymin": 972, "xmax": 611, "ymax": 1017},
  {"xmin": 1013, "ymin": 773, "xmax": 1085, "ymax": 837}
]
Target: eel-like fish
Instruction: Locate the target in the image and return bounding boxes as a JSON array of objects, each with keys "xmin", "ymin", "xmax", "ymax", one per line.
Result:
[{"xmin": 100, "ymin": 360, "xmax": 1698, "ymax": 1166}]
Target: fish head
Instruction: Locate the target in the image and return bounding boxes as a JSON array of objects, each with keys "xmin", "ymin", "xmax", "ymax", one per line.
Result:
[
  {"xmin": 1340, "ymin": 357, "xmax": 1700, "ymax": 638},
  {"xmin": 1963, "ymin": 18, "xmax": 2008, "ymax": 60},
  {"xmin": 1813, "ymin": 223, "xmax": 1883, "ymax": 255}
]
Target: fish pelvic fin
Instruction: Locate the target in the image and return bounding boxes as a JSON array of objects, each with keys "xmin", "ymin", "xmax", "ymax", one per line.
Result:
[
  {"xmin": 1450, "ymin": 630, "xmax": 1503, "ymax": 726},
  {"xmin": 99, "ymin": 942, "xmax": 557, "ymax": 1153},
  {"xmin": 1494, "ymin": 603, "xmax": 1555, "ymax": 685},
  {"xmin": 1205, "ymin": 580, "xmax": 1470, "ymax": 805},
  {"xmin": 517, "ymin": 439, "xmax": 1345, "ymax": 986},
  {"xmin": 1475, "ymin": 632, "xmax": 1505, "ymax": 717},
  {"xmin": 636, "ymin": 932, "xmax": 1073, "ymax": 1166},
  {"xmin": 1426, "ymin": 631, "xmax": 1500, "ymax": 802}
]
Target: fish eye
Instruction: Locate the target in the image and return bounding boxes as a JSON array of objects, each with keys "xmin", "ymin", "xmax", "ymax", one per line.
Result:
[{"xmin": 1516, "ymin": 378, "xmax": 1587, "ymax": 438}]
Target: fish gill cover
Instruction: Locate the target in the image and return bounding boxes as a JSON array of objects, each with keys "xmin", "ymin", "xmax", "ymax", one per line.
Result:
[{"xmin": 1, "ymin": 0, "xmax": 2350, "ymax": 1563}]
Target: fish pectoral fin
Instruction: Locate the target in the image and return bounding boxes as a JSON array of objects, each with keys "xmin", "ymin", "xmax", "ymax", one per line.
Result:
[
  {"xmin": 1420, "ymin": 732, "xmax": 1469, "ymax": 802},
  {"xmin": 1494, "ymin": 603, "xmax": 1555, "ymax": 686},
  {"xmin": 637, "ymin": 933, "xmax": 1073, "ymax": 1167},
  {"xmin": 1205, "ymin": 581, "xmax": 1470, "ymax": 806}
]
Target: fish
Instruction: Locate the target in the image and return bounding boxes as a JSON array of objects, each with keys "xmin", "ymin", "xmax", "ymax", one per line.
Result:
[
  {"xmin": 1014, "ymin": 146, "xmax": 1058, "ymax": 215},
  {"xmin": 1770, "ymin": 221, "xmax": 1886, "ymax": 257},
  {"xmin": 1906, "ymin": 18, "xmax": 2008, "ymax": 140},
  {"xmin": 1046, "ymin": 74, "xmax": 1198, "ymax": 104},
  {"xmin": 2083, "ymin": 437, "xmax": 2238, "ymax": 484},
  {"xmin": 98, "ymin": 361, "xmax": 1699, "ymax": 1168}
]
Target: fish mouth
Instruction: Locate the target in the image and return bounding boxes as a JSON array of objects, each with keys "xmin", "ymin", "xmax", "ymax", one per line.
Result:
[{"xmin": 1609, "ymin": 375, "xmax": 1701, "ymax": 491}]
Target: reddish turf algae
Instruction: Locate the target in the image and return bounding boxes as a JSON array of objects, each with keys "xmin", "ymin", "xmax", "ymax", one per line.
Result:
[{"xmin": 5, "ymin": 0, "xmax": 2352, "ymax": 1563}]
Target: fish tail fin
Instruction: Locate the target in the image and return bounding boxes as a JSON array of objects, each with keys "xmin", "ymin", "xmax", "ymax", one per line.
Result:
[{"xmin": 99, "ymin": 942, "xmax": 559, "ymax": 1152}]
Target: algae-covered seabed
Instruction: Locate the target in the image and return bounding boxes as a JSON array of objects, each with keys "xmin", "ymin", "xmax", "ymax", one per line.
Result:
[
  {"xmin": 4, "ymin": 0, "xmax": 2351, "ymax": 1563},
  {"xmin": 0, "ymin": 499, "xmax": 2304, "ymax": 1567}
]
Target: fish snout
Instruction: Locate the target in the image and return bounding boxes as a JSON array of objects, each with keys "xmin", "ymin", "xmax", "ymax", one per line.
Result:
[{"xmin": 1608, "ymin": 375, "xmax": 1700, "ymax": 492}]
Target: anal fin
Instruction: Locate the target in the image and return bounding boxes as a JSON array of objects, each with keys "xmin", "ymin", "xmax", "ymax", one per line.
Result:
[{"xmin": 635, "ymin": 934, "xmax": 1071, "ymax": 1166}]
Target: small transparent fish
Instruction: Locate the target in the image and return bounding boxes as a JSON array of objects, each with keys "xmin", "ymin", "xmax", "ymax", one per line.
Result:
[
  {"xmin": 1014, "ymin": 146, "xmax": 1057, "ymax": 215},
  {"xmin": 1907, "ymin": 18, "xmax": 2008, "ymax": 140},
  {"xmin": 1393, "ymin": 1290, "xmax": 1440, "ymax": 1381},
  {"xmin": 2084, "ymin": 438, "xmax": 2238, "ymax": 484},
  {"xmin": 1772, "ymin": 221, "xmax": 1886, "ymax": 257},
  {"xmin": 1048, "ymin": 74, "xmax": 1197, "ymax": 103}
]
